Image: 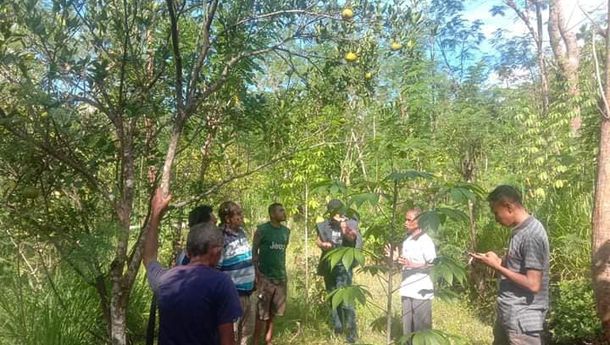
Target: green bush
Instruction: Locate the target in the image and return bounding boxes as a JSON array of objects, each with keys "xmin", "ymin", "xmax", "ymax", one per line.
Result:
[
  {"xmin": 0, "ymin": 271, "xmax": 104, "ymax": 345},
  {"xmin": 549, "ymin": 279, "xmax": 601, "ymax": 344}
]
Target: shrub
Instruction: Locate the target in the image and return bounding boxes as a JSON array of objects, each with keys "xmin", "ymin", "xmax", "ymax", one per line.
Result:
[{"xmin": 549, "ymin": 279, "xmax": 601, "ymax": 344}]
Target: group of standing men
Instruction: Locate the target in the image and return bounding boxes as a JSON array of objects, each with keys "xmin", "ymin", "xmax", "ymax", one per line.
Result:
[
  {"xmin": 392, "ymin": 185, "xmax": 550, "ymax": 345},
  {"xmin": 142, "ymin": 184, "xmax": 550, "ymax": 345},
  {"xmin": 143, "ymin": 195, "xmax": 290, "ymax": 345}
]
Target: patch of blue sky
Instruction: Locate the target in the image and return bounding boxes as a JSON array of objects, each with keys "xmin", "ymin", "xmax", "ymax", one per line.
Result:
[{"xmin": 460, "ymin": 0, "xmax": 606, "ymax": 84}]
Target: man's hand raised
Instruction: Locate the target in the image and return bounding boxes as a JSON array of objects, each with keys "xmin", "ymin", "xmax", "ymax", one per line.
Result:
[
  {"xmin": 151, "ymin": 188, "xmax": 172, "ymax": 218},
  {"xmin": 143, "ymin": 188, "xmax": 172, "ymax": 267}
]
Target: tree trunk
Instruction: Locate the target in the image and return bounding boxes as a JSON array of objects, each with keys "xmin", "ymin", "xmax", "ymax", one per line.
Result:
[
  {"xmin": 593, "ymin": 119, "xmax": 610, "ymax": 339},
  {"xmin": 548, "ymin": 0, "xmax": 580, "ymax": 95},
  {"xmin": 592, "ymin": 4, "xmax": 610, "ymax": 339},
  {"xmin": 533, "ymin": 1, "xmax": 549, "ymax": 115},
  {"xmin": 548, "ymin": 0, "xmax": 581, "ymax": 132},
  {"xmin": 110, "ymin": 292, "xmax": 128, "ymax": 345},
  {"xmin": 467, "ymin": 199, "xmax": 476, "ymax": 251},
  {"xmin": 387, "ymin": 180, "xmax": 399, "ymax": 345}
]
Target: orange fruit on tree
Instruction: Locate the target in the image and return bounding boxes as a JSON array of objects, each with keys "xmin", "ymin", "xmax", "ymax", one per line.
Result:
[
  {"xmin": 341, "ymin": 8, "xmax": 354, "ymax": 20},
  {"xmin": 345, "ymin": 51, "xmax": 358, "ymax": 62}
]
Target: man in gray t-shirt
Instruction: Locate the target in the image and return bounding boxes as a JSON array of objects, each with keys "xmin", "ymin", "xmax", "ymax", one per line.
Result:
[{"xmin": 471, "ymin": 185, "xmax": 550, "ymax": 345}]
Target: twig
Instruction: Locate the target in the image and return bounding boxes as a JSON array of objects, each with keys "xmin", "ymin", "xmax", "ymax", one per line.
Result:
[
  {"xmin": 186, "ymin": 0, "xmax": 219, "ymax": 106},
  {"xmin": 6, "ymin": 229, "xmax": 40, "ymax": 286},
  {"xmin": 591, "ymin": 31, "xmax": 610, "ymax": 119},
  {"xmin": 166, "ymin": 0, "xmax": 184, "ymax": 111},
  {"xmin": 171, "ymin": 140, "xmax": 345, "ymax": 208},
  {"xmin": 578, "ymin": 2, "xmax": 607, "ymax": 38}
]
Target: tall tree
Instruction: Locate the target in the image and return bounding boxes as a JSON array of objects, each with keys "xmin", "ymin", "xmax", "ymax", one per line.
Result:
[
  {"xmin": 0, "ymin": 0, "xmax": 338, "ymax": 343},
  {"xmin": 592, "ymin": 0, "xmax": 610, "ymax": 339},
  {"xmin": 548, "ymin": 0, "xmax": 581, "ymax": 132},
  {"xmin": 499, "ymin": 0, "xmax": 550, "ymax": 114}
]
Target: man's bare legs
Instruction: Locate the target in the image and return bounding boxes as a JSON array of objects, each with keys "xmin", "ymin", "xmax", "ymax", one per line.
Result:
[{"xmin": 254, "ymin": 315, "xmax": 275, "ymax": 345}]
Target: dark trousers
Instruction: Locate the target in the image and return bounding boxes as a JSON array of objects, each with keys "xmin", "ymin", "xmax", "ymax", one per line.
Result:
[
  {"xmin": 324, "ymin": 264, "xmax": 358, "ymax": 343},
  {"xmin": 401, "ymin": 297, "xmax": 432, "ymax": 340},
  {"xmin": 493, "ymin": 319, "xmax": 543, "ymax": 345}
]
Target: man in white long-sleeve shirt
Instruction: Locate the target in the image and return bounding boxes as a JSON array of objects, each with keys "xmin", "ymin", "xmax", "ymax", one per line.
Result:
[{"xmin": 397, "ymin": 208, "xmax": 436, "ymax": 342}]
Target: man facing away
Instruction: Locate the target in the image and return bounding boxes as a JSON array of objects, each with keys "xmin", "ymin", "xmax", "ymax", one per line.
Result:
[
  {"xmin": 398, "ymin": 208, "xmax": 436, "ymax": 342},
  {"xmin": 217, "ymin": 201, "xmax": 256, "ymax": 345},
  {"xmin": 471, "ymin": 185, "xmax": 550, "ymax": 345},
  {"xmin": 252, "ymin": 203, "xmax": 290, "ymax": 345},
  {"xmin": 177, "ymin": 204, "xmax": 217, "ymax": 265},
  {"xmin": 143, "ymin": 189, "xmax": 242, "ymax": 345},
  {"xmin": 316, "ymin": 199, "xmax": 362, "ymax": 344}
]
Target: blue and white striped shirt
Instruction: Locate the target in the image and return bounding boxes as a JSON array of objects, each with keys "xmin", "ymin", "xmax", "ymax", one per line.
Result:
[{"xmin": 217, "ymin": 225, "xmax": 255, "ymax": 294}]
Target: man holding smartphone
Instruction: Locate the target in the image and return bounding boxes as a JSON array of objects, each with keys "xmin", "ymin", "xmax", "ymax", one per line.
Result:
[
  {"xmin": 316, "ymin": 199, "xmax": 362, "ymax": 344},
  {"xmin": 471, "ymin": 185, "xmax": 550, "ymax": 345}
]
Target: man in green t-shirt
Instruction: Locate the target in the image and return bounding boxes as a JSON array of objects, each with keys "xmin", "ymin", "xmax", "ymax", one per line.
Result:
[{"xmin": 252, "ymin": 203, "xmax": 290, "ymax": 345}]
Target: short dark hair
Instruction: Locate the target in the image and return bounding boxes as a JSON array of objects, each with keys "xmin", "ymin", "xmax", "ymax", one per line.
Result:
[
  {"xmin": 487, "ymin": 185, "xmax": 523, "ymax": 205},
  {"xmin": 268, "ymin": 203, "xmax": 283, "ymax": 215},
  {"xmin": 188, "ymin": 205, "xmax": 214, "ymax": 227},
  {"xmin": 326, "ymin": 199, "xmax": 345, "ymax": 216},
  {"xmin": 218, "ymin": 201, "xmax": 240, "ymax": 224},
  {"xmin": 406, "ymin": 207, "xmax": 422, "ymax": 218},
  {"xmin": 186, "ymin": 223, "xmax": 223, "ymax": 257}
]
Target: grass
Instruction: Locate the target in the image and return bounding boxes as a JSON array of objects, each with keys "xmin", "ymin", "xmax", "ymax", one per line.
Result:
[
  {"xmin": 271, "ymin": 298, "xmax": 492, "ymax": 344},
  {"xmin": 268, "ymin": 268, "xmax": 493, "ymax": 344}
]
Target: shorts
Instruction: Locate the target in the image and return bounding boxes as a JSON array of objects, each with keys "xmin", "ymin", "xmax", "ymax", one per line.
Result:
[{"xmin": 256, "ymin": 275, "xmax": 287, "ymax": 320}]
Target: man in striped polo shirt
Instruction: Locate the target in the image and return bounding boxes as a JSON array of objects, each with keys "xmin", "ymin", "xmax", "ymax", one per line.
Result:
[
  {"xmin": 218, "ymin": 201, "xmax": 256, "ymax": 345},
  {"xmin": 471, "ymin": 185, "xmax": 550, "ymax": 345}
]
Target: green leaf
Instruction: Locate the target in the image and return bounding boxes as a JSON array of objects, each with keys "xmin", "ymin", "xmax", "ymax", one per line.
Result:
[
  {"xmin": 431, "ymin": 256, "xmax": 467, "ymax": 287},
  {"xmin": 330, "ymin": 289, "xmax": 344, "ymax": 310},
  {"xmin": 435, "ymin": 207, "xmax": 469, "ymax": 222},
  {"xmin": 412, "ymin": 330, "xmax": 449, "ymax": 345},
  {"xmin": 342, "ymin": 248, "xmax": 354, "ymax": 270},
  {"xmin": 327, "ymin": 248, "xmax": 344, "ymax": 270},
  {"xmin": 350, "ymin": 192, "xmax": 380, "ymax": 207},
  {"xmin": 418, "ymin": 211, "xmax": 440, "ymax": 232},
  {"xmin": 354, "ymin": 249, "xmax": 365, "ymax": 266}
]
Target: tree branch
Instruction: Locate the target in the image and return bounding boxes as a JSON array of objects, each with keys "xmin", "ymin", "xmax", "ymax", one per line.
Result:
[
  {"xmin": 186, "ymin": 0, "xmax": 219, "ymax": 107},
  {"xmin": 166, "ymin": 0, "xmax": 184, "ymax": 111},
  {"xmin": 172, "ymin": 139, "xmax": 344, "ymax": 208},
  {"xmin": 235, "ymin": 8, "xmax": 336, "ymax": 26},
  {"xmin": 592, "ymin": 27, "xmax": 610, "ymax": 119},
  {"xmin": 579, "ymin": 2, "xmax": 608, "ymax": 39},
  {"xmin": 504, "ymin": 0, "xmax": 540, "ymax": 45},
  {"xmin": 0, "ymin": 107, "xmax": 111, "ymax": 201}
]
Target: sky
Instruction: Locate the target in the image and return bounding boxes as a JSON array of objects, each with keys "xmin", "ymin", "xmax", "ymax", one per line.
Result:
[
  {"xmin": 463, "ymin": 0, "xmax": 607, "ymax": 40},
  {"xmin": 459, "ymin": 0, "xmax": 606, "ymax": 84}
]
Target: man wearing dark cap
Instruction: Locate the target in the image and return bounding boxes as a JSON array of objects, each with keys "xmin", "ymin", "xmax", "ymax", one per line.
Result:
[{"xmin": 316, "ymin": 199, "xmax": 362, "ymax": 343}]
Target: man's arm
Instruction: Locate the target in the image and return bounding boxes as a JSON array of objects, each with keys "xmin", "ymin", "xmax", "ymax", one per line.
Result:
[
  {"xmin": 398, "ymin": 258, "xmax": 431, "ymax": 269},
  {"xmin": 340, "ymin": 220, "xmax": 357, "ymax": 242},
  {"xmin": 470, "ymin": 251, "xmax": 543, "ymax": 293},
  {"xmin": 142, "ymin": 188, "xmax": 172, "ymax": 268},
  {"xmin": 217, "ymin": 276, "xmax": 241, "ymax": 344},
  {"xmin": 218, "ymin": 323, "xmax": 235, "ymax": 345},
  {"xmin": 316, "ymin": 235, "xmax": 332, "ymax": 250}
]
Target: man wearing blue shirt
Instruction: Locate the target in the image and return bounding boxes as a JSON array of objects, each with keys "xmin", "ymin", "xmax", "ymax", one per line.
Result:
[{"xmin": 143, "ymin": 189, "xmax": 242, "ymax": 345}]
